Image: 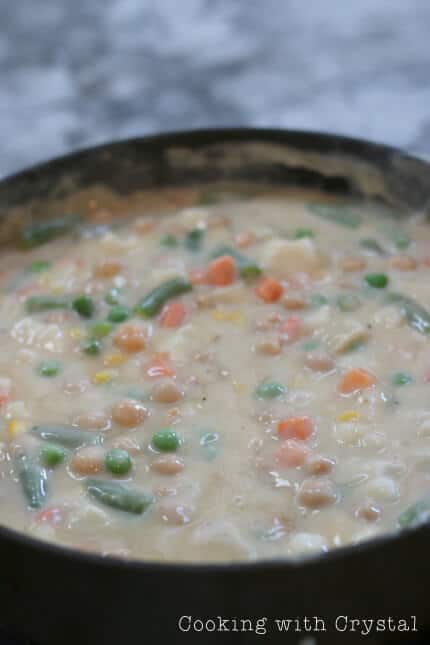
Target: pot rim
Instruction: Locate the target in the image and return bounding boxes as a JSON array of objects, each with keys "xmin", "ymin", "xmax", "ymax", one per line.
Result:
[{"xmin": 0, "ymin": 126, "xmax": 428, "ymax": 574}]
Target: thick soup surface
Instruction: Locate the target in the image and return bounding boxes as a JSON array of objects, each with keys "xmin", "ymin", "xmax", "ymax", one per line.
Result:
[{"xmin": 0, "ymin": 186, "xmax": 429, "ymax": 562}]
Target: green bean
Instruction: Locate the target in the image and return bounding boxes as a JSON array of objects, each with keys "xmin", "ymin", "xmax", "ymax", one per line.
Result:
[
  {"xmin": 160, "ymin": 234, "xmax": 178, "ymax": 247},
  {"xmin": 85, "ymin": 478, "xmax": 153, "ymax": 514},
  {"xmin": 210, "ymin": 245, "xmax": 262, "ymax": 280},
  {"xmin": 25, "ymin": 295, "xmax": 69, "ymax": 313},
  {"xmin": 32, "ymin": 424, "xmax": 101, "ymax": 448},
  {"xmin": 19, "ymin": 215, "xmax": 79, "ymax": 248},
  {"xmin": 72, "ymin": 295, "xmax": 94, "ymax": 318},
  {"xmin": 27, "ymin": 260, "xmax": 52, "ymax": 273},
  {"xmin": 307, "ymin": 203, "xmax": 362, "ymax": 228},
  {"xmin": 294, "ymin": 228, "xmax": 314, "ymax": 239},
  {"xmin": 385, "ymin": 292, "xmax": 430, "ymax": 335},
  {"xmin": 135, "ymin": 278, "xmax": 192, "ymax": 317},
  {"xmin": 336, "ymin": 293, "xmax": 362, "ymax": 312},
  {"xmin": 185, "ymin": 229, "xmax": 204, "ymax": 252},
  {"xmin": 359, "ymin": 238, "xmax": 386, "ymax": 256},
  {"xmin": 15, "ymin": 454, "xmax": 47, "ymax": 509},
  {"xmin": 398, "ymin": 498, "xmax": 430, "ymax": 528},
  {"xmin": 107, "ymin": 305, "xmax": 130, "ymax": 323}
]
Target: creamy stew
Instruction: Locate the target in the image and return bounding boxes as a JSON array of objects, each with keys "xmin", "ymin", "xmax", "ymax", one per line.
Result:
[{"xmin": 0, "ymin": 185, "xmax": 429, "ymax": 562}]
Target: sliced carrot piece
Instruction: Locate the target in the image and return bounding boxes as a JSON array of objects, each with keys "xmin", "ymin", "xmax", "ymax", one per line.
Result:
[
  {"xmin": 337, "ymin": 368, "xmax": 376, "ymax": 395},
  {"xmin": 34, "ymin": 506, "xmax": 64, "ymax": 525},
  {"xmin": 207, "ymin": 255, "xmax": 235, "ymax": 286},
  {"xmin": 255, "ymin": 276, "xmax": 283, "ymax": 303},
  {"xmin": 159, "ymin": 301, "xmax": 187, "ymax": 328},
  {"xmin": 279, "ymin": 315, "xmax": 303, "ymax": 342},
  {"xmin": 274, "ymin": 440, "xmax": 310, "ymax": 468},
  {"xmin": 277, "ymin": 416, "xmax": 314, "ymax": 441},
  {"xmin": 0, "ymin": 385, "xmax": 11, "ymax": 408},
  {"xmin": 145, "ymin": 353, "xmax": 175, "ymax": 378},
  {"xmin": 188, "ymin": 268, "xmax": 208, "ymax": 285}
]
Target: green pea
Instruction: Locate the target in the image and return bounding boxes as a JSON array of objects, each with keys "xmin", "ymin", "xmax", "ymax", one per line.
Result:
[
  {"xmin": 294, "ymin": 228, "xmax": 314, "ymax": 239},
  {"xmin": 105, "ymin": 288, "xmax": 121, "ymax": 305},
  {"xmin": 40, "ymin": 443, "xmax": 65, "ymax": 468},
  {"xmin": 72, "ymin": 295, "xmax": 94, "ymax": 318},
  {"xmin": 27, "ymin": 260, "xmax": 51, "ymax": 273},
  {"xmin": 364, "ymin": 273, "xmax": 388, "ymax": 289},
  {"xmin": 185, "ymin": 229, "xmax": 204, "ymax": 252},
  {"xmin": 37, "ymin": 360, "xmax": 61, "ymax": 377},
  {"xmin": 254, "ymin": 381, "xmax": 286, "ymax": 399},
  {"xmin": 151, "ymin": 428, "xmax": 180, "ymax": 452},
  {"xmin": 105, "ymin": 449, "xmax": 132, "ymax": 475},
  {"xmin": 308, "ymin": 293, "xmax": 329, "ymax": 307},
  {"xmin": 391, "ymin": 372, "xmax": 413, "ymax": 386},
  {"xmin": 302, "ymin": 339, "xmax": 319, "ymax": 351},
  {"xmin": 90, "ymin": 320, "xmax": 113, "ymax": 339},
  {"xmin": 160, "ymin": 234, "xmax": 178, "ymax": 247},
  {"xmin": 81, "ymin": 338, "xmax": 102, "ymax": 356},
  {"xmin": 337, "ymin": 293, "xmax": 362, "ymax": 312},
  {"xmin": 107, "ymin": 305, "xmax": 130, "ymax": 323}
]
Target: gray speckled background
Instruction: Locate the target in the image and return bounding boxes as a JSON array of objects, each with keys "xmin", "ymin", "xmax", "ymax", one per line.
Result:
[{"xmin": 0, "ymin": 0, "xmax": 429, "ymax": 178}]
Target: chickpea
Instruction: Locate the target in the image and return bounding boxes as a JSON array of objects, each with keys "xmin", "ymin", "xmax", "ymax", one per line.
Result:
[
  {"xmin": 70, "ymin": 446, "xmax": 105, "ymax": 477},
  {"xmin": 304, "ymin": 353, "xmax": 335, "ymax": 373},
  {"xmin": 133, "ymin": 216, "xmax": 155, "ymax": 235},
  {"xmin": 390, "ymin": 255, "xmax": 417, "ymax": 271},
  {"xmin": 255, "ymin": 336, "xmax": 282, "ymax": 355},
  {"xmin": 151, "ymin": 379, "xmax": 182, "ymax": 404},
  {"xmin": 112, "ymin": 399, "xmax": 148, "ymax": 428},
  {"xmin": 339, "ymin": 257, "xmax": 366, "ymax": 272},
  {"xmin": 113, "ymin": 322, "xmax": 146, "ymax": 353},
  {"xmin": 356, "ymin": 503, "xmax": 381, "ymax": 522},
  {"xmin": 304, "ymin": 454, "xmax": 335, "ymax": 476},
  {"xmin": 281, "ymin": 294, "xmax": 306, "ymax": 310},
  {"xmin": 94, "ymin": 259, "xmax": 123, "ymax": 278},
  {"xmin": 73, "ymin": 412, "xmax": 111, "ymax": 432},
  {"xmin": 297, "ymin": 478, "xmax": 338, "ymax": 509},
  {"xmin": 151, "ymin": 455, "xmax": 185, "ymax": 475}
]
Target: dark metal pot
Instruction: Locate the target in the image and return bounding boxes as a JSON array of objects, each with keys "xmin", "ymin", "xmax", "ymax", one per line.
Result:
[{"xmin": 0, "ymin": 129, "xmax": 429, "ymax": 645}]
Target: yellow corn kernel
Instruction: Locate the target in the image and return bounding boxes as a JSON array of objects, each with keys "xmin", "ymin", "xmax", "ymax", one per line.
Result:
[
  {"xmin": 92, "ymin": 369, "xmax": 118, "ymax": 385},
  {"xmin": 6, "ymin": 419, "xmax": 26, "ymax": 438},
  {"xmin": 233, "ymin": 381, "xmax": 246, "ymax": 394},
  {"xmin": 210, "ymin": 309, "xmax": 245, "ymax": 325},
  {"xmin": 292, "ymin": 374, "xmax": 306, "ymax": 388},
  {"xmin": 69, "ymin": 327, "xmax": 84, "ymax": 340},
  {"xmin": 103, "ymin": 352, "xmax": 126, "ymax": 367},
  {"xmin": 337, "ymin": 410, "xmax": 359, "ymax": 422}
]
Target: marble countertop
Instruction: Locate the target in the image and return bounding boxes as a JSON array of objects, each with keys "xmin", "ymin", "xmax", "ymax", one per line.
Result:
[{"xmin": 0, "ymin": 0, "xmax": 429, "ymax": 178}]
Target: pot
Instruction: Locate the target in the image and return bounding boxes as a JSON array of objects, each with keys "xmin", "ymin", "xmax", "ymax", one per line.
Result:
[{"xmin": 0, "ymin": 129, "xmax": 429, "ymax": 645}]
